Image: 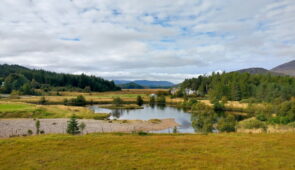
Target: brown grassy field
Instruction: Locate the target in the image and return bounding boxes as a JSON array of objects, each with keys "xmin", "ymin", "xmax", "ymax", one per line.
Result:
[
  {"xmin": 2, "ymin": 89, "xmax": 185, "ymax": 104},
  {"xmin": 0, "ymin": 133, "xmax": 295, "ymax": 169}
]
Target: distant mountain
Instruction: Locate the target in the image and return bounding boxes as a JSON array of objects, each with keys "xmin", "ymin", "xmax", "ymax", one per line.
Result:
[
  {"xmin": 114, "ymin": 80, "xmax": 132, "ymax": 85},
  {"xmin": 114, "ymin": 80, "xmax": 175, "ymax": 89},
  {"xmin": 133, "ymin": 80, "xmax": 174, "ymax": 87},
  {"xmin": 118, "ymin": 82, "xmax": 144, "ymax": 89},
  {"xmin": 234, "ymin": 67, "xmax": 284, "ymax": 76},
  {"xmin": 271, "ymin": 60, "xmax": 295, "ymax": 76}
]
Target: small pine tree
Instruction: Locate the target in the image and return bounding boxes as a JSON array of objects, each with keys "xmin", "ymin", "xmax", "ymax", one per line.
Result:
[{"xmin": 67, "ymin": 115, "xmax": 80, "ymax": 135}]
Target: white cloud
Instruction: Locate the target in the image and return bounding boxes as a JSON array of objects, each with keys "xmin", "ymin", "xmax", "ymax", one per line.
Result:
[{"xmin": 0, "ymin": 0, "xmax": 294, "ymax": 83}]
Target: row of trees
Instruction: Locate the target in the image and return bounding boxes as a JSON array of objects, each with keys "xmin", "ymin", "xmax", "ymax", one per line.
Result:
[
  {"xmin": 180, "ymin": 72, "xmax": 295, "ymax": 102},
  {"xmin": 0, "ymin": 64, "xmax": 120, "ymax": 94}
]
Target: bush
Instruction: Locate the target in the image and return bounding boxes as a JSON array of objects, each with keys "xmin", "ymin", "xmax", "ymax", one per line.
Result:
[
  {"xmin": 268, "ymin": 116, "xmax": 291, "ymax": 125},
  {"xmin": 27, "ymin": 129, "xmax": 33, "ymax": 135},
  {"xmin": 65, "ymin": 95, "xmax": 87, "ymax": 106},
  {"xmin": 237, "ymin": 118, "xmax": 267, "ymax": 131},
  {"xmin": 213, "ymin": 101, "xmax": 225, "ymax": 112},
  {"xmin": 149, "ymin": 96, "xmax": 156, "ymax": 105},
  {"xmin": 39, "ymin": 96, "xmax": 47, "ymax": 105},
  {"xmin": 113, "ymin": 97, "xmax": 123, "ymax": 106},
  {"xmin": 138, "ymin": 131, "xmax": 148, "ymax": 136},
  {"xmin": 173, "ymin": 126, "xmax": 178, "ymax": 133},
  {"xmin": 217, "ymin": 115, "xmax": 236, "ymax": 132},
  {"xmin": 256, "ymin": 114, "xmax": 267, "ymax": 121},
  {"xmin": 136, "ymin": 96, "xmax": 144, "ymax": 106},
  {"xmin": 157, "ymin": 95, "xmax": 166, "ymax": 105}
]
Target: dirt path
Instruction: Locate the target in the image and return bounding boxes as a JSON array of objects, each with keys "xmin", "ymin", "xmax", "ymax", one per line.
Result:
[{"xmin": 0, "ymin": 118, "xmax": 179, "ymax": 138}]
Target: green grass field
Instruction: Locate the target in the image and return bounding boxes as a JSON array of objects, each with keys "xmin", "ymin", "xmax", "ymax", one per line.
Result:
[
  {"xmin": 0, "ymin": 102, "xmax": 109, "ymax": 119},
  {"xmin": 0, "ymin": 133, "xmax": 295, "ymax": 170}
]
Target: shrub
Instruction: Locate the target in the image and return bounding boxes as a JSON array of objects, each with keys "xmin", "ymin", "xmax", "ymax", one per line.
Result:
[
  {"xmin": 173, "ymin": 126, "xmax": 178, "ymax": 133},
  {"xmin": 65, "ymin": 95, "xmax": 87, "ymax": 106},
  {"xmin": 256, "ymin": 114, "xmax": 267, "ymax": 121},
  {"xmin": 221, "ymin": 96, "xmax": 228, "ymax": 104},
  {"xmin": 79, "ymin": 122, "xmax": 86, "ymax": 134},
  {"xmin": 138, "ymin": 131, "xmax": 148, "ymax": 136},
  {"xmin": 27, "ymin": 129, "xmax": 33, "ymax": 135},
  {"xmin": 157, "ymin": 95, "xmax": 166, "ymax": 105},
  {"xmin": 237, "ymin": 118, "xmax": 267, "ymax": 131},
  {"xmin": 268, "ymin": 116, "xmax": 291, "ymax": 125},
  {"xmin": 136, "ymin": 96, "xmax": 144, "ymax": 106},
  {"xmin": 217, "ymin": 115, "xmax": 236, "ymax": 132},
  {"xmin": 192, "ymin": 111, "xmax": 216, "ymax": 133},
  {"xmin": 39, "ymin": 96, "xmax": 47, "ymax": 105},
  {"xmin": 149, "ymin": 96, "xmax": 156, "ymax": 105},
  {"xmin": 213, "ymin": 101, "xmax": 225, "ymax": 112},
  {"xmin": 113, "ymin": 97, "xmax": 123, "ymax": 106}
]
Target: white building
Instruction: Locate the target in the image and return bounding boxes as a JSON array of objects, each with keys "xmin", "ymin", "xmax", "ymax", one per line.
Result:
[{"xmin": 184, "ymin": 88, "xmax": 195, "ymax": 96}]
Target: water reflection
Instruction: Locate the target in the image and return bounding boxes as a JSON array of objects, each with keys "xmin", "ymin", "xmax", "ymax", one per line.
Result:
[
  {"xmin": 89, "ymin": 104, "xmax": 195, "ymax": 133},
  {"xmin": 88, "ymin": 105, "xmax": 247, "ymax": 134}
]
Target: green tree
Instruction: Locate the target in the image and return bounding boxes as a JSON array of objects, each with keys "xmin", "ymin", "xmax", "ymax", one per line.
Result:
[
  {"xmin": 157, "ymin": 95, "xmax": 166, "ymax": 105},
  {"xmin": 35, "ymin": 120, "xmax": 40, "ymax": 135},
  {"xmin": 217, "ymin": 115, "xmax": 236, "ymax": 132},
  {"xmin": 67, "ymin": 115, "xmax": 80, "ymax": 135},
  {"xmin": 149, "ymin": 96, "xmax": 156, "ymax": 105},
  {"xmin": 136, "ymin": 96, "xmax": 144, "ymax": 106}
]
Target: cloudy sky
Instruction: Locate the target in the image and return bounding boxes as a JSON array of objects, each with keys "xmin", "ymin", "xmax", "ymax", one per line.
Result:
[{"xmin": 0, "ymin": 0, "xmax": 294, "ymax": 83}]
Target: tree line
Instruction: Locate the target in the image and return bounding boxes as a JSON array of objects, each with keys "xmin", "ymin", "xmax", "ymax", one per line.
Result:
[
  {"xmin": 179, "ymin": 72, "xmax": 295, "ymax": 102},
  {"xmin": 0, "ymin": 64, "xmax": 120, "ymax": 94}
]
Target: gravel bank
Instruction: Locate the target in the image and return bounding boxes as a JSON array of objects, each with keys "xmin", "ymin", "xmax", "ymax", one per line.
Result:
[{"xmin": 0, "ymin": 118, "xmax": 179, "ymax": 138}]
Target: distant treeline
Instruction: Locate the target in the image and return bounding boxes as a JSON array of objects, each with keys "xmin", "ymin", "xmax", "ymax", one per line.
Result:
[
  {"xmin": 0, "ymin": 64, "xmax": 120, "ymax": 94},
  {"xmin": 179, "ymin": 72, "xmax": 295, "ymax": 102}
]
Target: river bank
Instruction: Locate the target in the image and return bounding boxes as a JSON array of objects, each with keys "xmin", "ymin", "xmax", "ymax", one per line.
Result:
[{"xmin": 0, "ymin": 118, "xmax": 179, "ymax": 138}]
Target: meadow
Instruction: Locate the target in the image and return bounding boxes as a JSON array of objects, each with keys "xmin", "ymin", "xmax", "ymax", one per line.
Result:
[
  {"xmin": 0, "ymin": 133, "xmax": 295, "ymax": 169},
  {"xmin": 0, "ymin": 101, "xmax": 108, "ymax": 119}
]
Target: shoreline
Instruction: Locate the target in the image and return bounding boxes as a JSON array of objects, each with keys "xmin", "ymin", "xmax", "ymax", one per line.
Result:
[{"xmin": 0, "ymin": 118, "xmax": 179, "ymax": 138}]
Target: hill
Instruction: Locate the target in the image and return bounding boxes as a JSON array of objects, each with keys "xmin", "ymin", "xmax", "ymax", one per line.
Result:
[
  {"xmin": 271, "ymin": 60, "xmax": 295, "ymax": 76},
  {"xmin": 118, "ymin": 82, "xmax": 145, "ymax": 89},
  {"xmin": 0, "ymin": 133, "xmax": 295, "ymax": 169},
  {"xmin": 234, "ymin": 67, "xmax": 282, "ymax": 75},
  {"xmin": 114, "ymin": 80, "xmax": 175, "ymax": 88},
  {"xmin": 0, "ymin": 64, "xmax": 120, "ymax": 93}
]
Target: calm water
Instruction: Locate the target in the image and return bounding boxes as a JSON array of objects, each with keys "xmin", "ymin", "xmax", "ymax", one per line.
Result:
[{"xmin": 89, "ymin": 104, "xmax": 195, "ymax": 133}]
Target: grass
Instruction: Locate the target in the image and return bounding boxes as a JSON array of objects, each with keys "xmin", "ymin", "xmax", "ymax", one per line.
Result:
[
  {"xmin": 0, "ymin": 102, "xmax": 109, "ymax": 119},
  {"xmin": 1, "ymin": 89, "xmax": 184, "ymax": 104},
  {"xmin": 0, "ymin": 133, "xmax": 295, "ymax": 169}
]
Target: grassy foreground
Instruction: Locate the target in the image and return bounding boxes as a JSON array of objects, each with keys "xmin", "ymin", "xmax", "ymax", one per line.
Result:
[{"xmin": 1, "ymin": 133, "xmax": 295, "ymax": 170}]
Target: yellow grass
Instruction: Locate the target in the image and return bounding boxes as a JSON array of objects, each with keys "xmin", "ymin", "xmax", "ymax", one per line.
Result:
[
  {"xmin": 0, "ymin": 133, "xmax": 295, "ymax": 169},
  {"xmin": 0, "ymin": 101, "xmax": 109, "ymax": 119}
]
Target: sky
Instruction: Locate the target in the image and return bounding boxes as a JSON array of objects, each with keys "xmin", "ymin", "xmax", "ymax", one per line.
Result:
[{"xmin": 0, "ymin": 0, "xmax": 295, "ymax": 83}]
